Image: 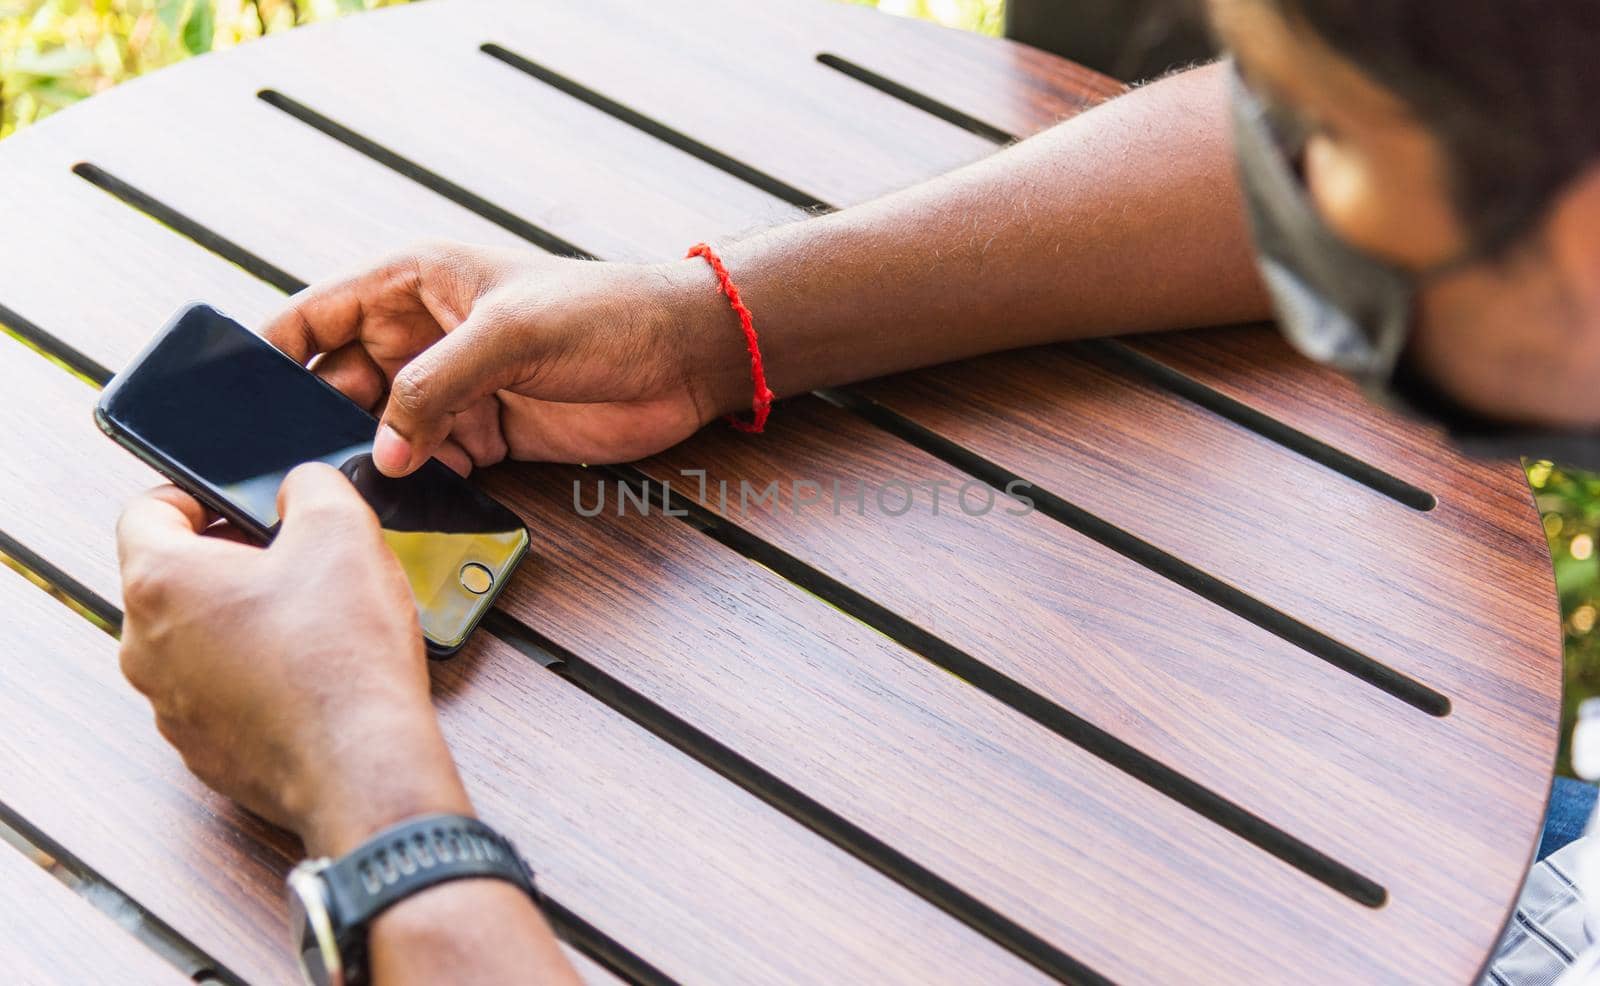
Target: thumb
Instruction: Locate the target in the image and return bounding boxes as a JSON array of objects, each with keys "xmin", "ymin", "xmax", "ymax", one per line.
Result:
[
  {"xmin": 273, "ymin": 462, "xmax": 379, "ymax": 547},
  {"xmin": 374, "ymin": 310, "xmax": 530, "ymax": 477}
]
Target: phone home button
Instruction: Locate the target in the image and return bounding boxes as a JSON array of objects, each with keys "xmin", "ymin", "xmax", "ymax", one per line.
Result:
[{"xmin": 459, "ymin": 562, "xmax": 494, "ymax": 595}]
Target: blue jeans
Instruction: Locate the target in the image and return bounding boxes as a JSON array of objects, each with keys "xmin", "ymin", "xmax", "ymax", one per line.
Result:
[{"xmin": 1537, "ymin": 776, "xmax": 1599, "ymax": 861}]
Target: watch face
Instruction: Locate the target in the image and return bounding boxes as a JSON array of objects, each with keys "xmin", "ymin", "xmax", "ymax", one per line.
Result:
[{"xmin": 287, "ymin": 861, "xmax": 343, "ymax": 986}]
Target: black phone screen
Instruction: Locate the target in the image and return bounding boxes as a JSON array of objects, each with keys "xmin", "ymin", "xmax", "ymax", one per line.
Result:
[{"xmin": 96, "ymin": 303, "xmax": 530, "ymax": 655}]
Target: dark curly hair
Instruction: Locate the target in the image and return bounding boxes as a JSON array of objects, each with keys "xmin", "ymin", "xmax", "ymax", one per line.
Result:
[{"xmin": 1270, "ymin": 0, "xmax": 1600, "ymax": 255}]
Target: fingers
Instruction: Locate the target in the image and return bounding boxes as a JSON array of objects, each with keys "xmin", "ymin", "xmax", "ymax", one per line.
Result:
[
  {"xmin": 261, "ymin": 247, "xmax": 428, "ymax": 364},
  {"xmin": 373, "ymin": 401, "xmax": 497, "ymax": 476},
  {"xmin": 312, "ymin": 342, "xmax": 388, "ymax": 411},
  {"xmin": 445, "ymin": 400, "xmax": 510, "ymax": 472},
  {"xmin": 117, "ymin": 486, "xmax": 237, "ymax": 613},
  {"xmin": 262, "ymin": 275, "xmax": 378, "ymax": 365},
  {"xmin": 375, "ymin": 310, "xmax": 530, "ymax": 477},
  {"xmin": 116, "ymin": 485, "xmax": 213, "ymax": 569},
  {"xmin": 433, "ymin": 436, "xmax": 476, "ymax": 478},
  {"xmin": 273, "ymin": 462, "xmax": 380, "ymax": 541}
]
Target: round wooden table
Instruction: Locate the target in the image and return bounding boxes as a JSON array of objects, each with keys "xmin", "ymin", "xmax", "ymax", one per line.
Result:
[{"xmin": 0, "ymin": 1, "xmax": 1562, "ymax": 983}]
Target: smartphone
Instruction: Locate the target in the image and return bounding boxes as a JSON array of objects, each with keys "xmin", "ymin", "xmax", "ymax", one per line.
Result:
[{"xmin": 94, "ymin": 303, "xmax": 530, "ymax": 657}]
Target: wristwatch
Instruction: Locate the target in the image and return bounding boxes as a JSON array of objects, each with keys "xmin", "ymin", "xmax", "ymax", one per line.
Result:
[{"xmin": 286, "ymin": 813, "xmax": 539, "ymax": 986}]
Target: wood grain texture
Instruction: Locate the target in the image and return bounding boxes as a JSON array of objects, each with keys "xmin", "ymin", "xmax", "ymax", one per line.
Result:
[
  {"xmin": 638, "ymin": 394, "xmax": 1545, "ymax": 927},
  {"xmin": 454, "ymin": 0, "xmax": 1108, "ymax": 206},
  {"xmin": 858, "ymin": 346, "xmax": 1557, "ymax": 714},
  {"xmin": 467, "ymin": 0, "xmax": 1001, "ymax": 205},
  {"xmin": 0, "ymin": 151, "xmax": 284, "ymax": 372},
  {"xmin": 755, "ymin": 0, "xmax": 1555, "ymax": 792},
  {"xmin": 0, "ymin": 0, "xmax": 1560, "ymax": 983},
  {"xmin": 0, "ymin": 832, "xmax": 189, "ymax": 985},
  {"xmin": 0, "ymin": 327, "xmax": 1047, "ymax": 986},
  {"xmin": 1128, "ymin": 325, "xmax": 1523, "ymax": 496},
  {"xmin": 810, "ymin": 1, "xmax": 1125, "ymax": 133},
  {"xmin": 0, "ymin": 76, "xmax": 1497, "ymax": 979}
]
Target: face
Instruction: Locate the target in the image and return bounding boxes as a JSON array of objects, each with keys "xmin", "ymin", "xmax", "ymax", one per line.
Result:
[{"xmin": 1211, "ymin": 0, "xmax": 1600, "ymax": 428}]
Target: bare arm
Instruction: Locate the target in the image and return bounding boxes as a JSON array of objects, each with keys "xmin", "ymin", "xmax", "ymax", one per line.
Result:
[
  {"xmin": 304, "ymin": 776, "xmax": 580, "ymax": 986},
  {"xmin": 367, "ymin": 881, "xmax": 577, "ymax": 985},
  {"xmin": 681, "ymin": 61, "xmax": 1269, "ymax": 415}
]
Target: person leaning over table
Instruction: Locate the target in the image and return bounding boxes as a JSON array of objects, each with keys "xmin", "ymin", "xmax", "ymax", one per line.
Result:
[{"xmin": 111, "ymin": 0, "xmax": 1600, "ymax": 981}]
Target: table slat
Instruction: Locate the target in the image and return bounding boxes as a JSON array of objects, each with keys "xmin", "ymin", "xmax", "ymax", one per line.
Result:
[
  {"xmin": 8, "ymin": 84, "xmax": 528, "ymax": 282},
  {"xmin": 808, "ymin": 2, "xmax": 1122, "ymax": 127},
  {"xmin": 564, "ymin": 949, "xmax": 630, "ymax": 986},
  {"xmin": 469, "ymin": 0, "xmax": 1000, "ymax": 204},
  {"xmin": 0, "ymin": 829, "xmax": 189, "ymax": 985},
  {"xmin": 0, "ymin": 153, "xmax": 284, "ymax": 373},
  {"xmin": 1129, "ymin": 326, "xmax": 1519, "ymax": 496}
]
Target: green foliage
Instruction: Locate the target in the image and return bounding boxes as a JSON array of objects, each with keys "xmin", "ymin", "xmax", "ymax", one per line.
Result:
[
  {"xmin": 1528, "ymin": 460, "xmax": 1600, "ymax": 775},
  {"xmin": 842, "ymin": 0, "xmax": 1004, "ymax": 35},
  {"xmin": 0, "ymin": 0, "xmax": 411, "ymax": 138},
  {"xmin": 180, "ymin": 0, "xmax": 213, "ymax": 55}
]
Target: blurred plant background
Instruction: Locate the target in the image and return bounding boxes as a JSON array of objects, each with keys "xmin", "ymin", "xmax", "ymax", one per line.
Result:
[
  {"xmin": 846, "ymin": 0, "xmax": 1004, "ymax": 36},
  {"xmin": 1530, "ymin": 461, "xmax": 1600, "ymax": 775},
  {"xmin": 0, "ymin": 0, "xmax": 409, "ymax": 138},
  {"xmin": 3, "ymin": 0, "xmax": 1597, "ymax": 774}
]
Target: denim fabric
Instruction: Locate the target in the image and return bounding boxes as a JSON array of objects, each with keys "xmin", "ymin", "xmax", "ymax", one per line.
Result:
[
  {"xmin": 1540, "ymin": 778, "xmax": 1600, "ymax": 863},
  {"xmin": 1484, "ymin": 780, "xmax": 1600, "ymax": 984}
]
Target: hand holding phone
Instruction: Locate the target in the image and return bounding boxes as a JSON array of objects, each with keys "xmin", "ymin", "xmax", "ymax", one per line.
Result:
[
  {"xmin": 258, "ymin": 242, "xmax": 720, "ymax": 474},
  {"xmin": 115, "ymin": 467, "xmax": 471, "ymax": 847},
  {"xmin": 96, "ymin": 303, "xmax": 532, "ymax": 656}
]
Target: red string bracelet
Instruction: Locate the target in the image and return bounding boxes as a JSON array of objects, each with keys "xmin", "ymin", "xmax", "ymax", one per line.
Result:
[{"xmin": 686, "ymin": 242, "xmax": 773, "ymax": 433}]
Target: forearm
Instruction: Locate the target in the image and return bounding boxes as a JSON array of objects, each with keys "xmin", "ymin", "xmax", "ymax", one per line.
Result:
[
  {"xmin": 369, "ymin": 880, "xmax": 580, "ymax": 986},
  {"xmin": 672, "ymin": 62, "xmax": 1267, "ymax": 412},
  {"xmin": 297, "ymin": 715, "xmax": 580, "ymax": 986}
]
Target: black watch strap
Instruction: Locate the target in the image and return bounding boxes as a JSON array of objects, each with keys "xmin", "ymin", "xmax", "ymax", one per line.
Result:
[{"xmin": 323, "ymin": 813, "xmax": 537, "ymax": 935}]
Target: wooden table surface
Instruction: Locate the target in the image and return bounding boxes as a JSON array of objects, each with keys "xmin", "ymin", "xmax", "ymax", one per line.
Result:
[{"xmin": 0, "ymin": 1, "xmax": 1563, "ymax": 983}]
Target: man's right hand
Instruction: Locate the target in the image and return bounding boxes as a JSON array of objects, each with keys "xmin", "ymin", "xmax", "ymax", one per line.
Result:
[{"xmin": 263, "ymin": 242, "xmax": 747, "ymax": 476}]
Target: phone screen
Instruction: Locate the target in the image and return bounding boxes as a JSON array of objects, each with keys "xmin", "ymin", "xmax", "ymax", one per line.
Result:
[{"xmin": 96, "ymin": 303, "xmax": 530, "ymax": 655}]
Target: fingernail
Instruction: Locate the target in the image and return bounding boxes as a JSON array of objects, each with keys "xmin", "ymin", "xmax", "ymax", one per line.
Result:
[{"xmin": 373, "ymin": 425, "xmax": 410, "ymax": 475}]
